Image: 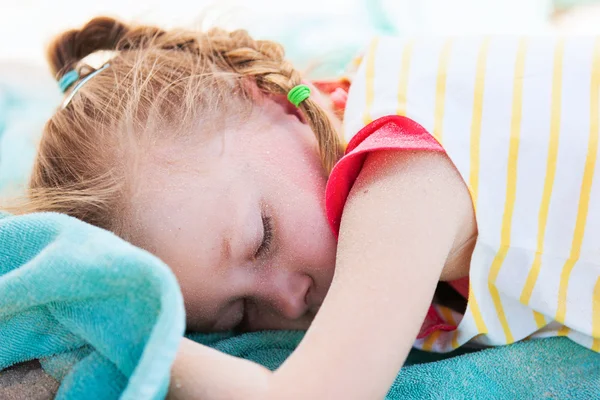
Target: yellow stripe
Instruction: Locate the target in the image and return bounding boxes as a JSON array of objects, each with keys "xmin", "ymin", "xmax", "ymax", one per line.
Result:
[
  {"xmin": 520, "ymin": 38, "xmax": 565, "ymax": 308},
  {"xmin": 558, "ymin": 326, "xmax": 570, "ymax": 336},
  {"xmin": 437, "ymin": 305, "xmax": 457, "ymax": 325},
  {"xmin": 533, "ymin": 311, "xmax": 547, "ymax": 329},
  {"xmin": 469, "ymin": 37, "xmax": 492, "ymax": 209},
  {"xmin": 450, "ymin": 330, "xmax": 460, "ymax": 350},
  {"xmin": 362, "ymin": 38, "xmax": 379, "ymax": 126},
  {"xmin": 592, "ymin": 277, "xmax": 600, "ymax": 351},
  {"xmin": 466, "ymin": 38, "xmax": 492, "ymax": 334},
  {"xmin": 487, "ymin": 38, "xmax": 529, "ymax": 345},
  {"xmin": 556, "ymin": 37, "xmax": 600, "ymax": 324},
  {"xmin": 422, "ymin": 330, "xmax": 442, "ymax": 352},
  {"xmin": 468, "ymin": 286, "xmax": 488, "ymax": 334},
  {"xmin": 437, "ymin": 305, "xmax": 460, "ymax": 349},
  {"xmin": 396, "ymin": 39, "xmax": 416, "ymax": 117},
  {"xmin": 433, "ymin": 39, "xmax": 454, "ymax": 143}
]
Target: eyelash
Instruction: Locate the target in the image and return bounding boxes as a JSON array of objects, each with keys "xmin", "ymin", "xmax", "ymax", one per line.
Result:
[{"xmin": 255, "ymin": 215, "xmax": 273, "ymax": 258}]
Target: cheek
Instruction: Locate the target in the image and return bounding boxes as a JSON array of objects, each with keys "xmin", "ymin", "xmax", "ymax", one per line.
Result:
[
  {"xmin": 289, "ymin": 203, "xmax": 336, "ymax": 260},
  {"xmin": 265, "ymin": 123, "xmax": 327, "ymax": 190},
  {"xmin": 257, "ymin": 123, "xmax": 337, "ymax": 277},
  {"xmin": 273, "ymin": 164, "xmax": 338, "ymax": 276},
  {"xmin": 278, "ymin": 203, "xmax": 337, "ymax": 306},
  {"xmin": 171, "ymin": 267, "xmax": 216, "ymax": 329},
  {"xmin": 268, "ymin": 152, "xmax": 331, "ymax": 249}
]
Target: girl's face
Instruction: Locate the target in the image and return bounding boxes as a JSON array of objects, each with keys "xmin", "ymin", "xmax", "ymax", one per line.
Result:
[{"xmin": 130, "ymin": 97, "xmax": 338, "ymax": 332}]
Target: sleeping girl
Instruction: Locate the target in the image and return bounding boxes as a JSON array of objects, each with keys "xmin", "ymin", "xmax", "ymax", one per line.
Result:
[{"xmin": 11, "ymin": 16, "xmax": 600, "ymax": 399}]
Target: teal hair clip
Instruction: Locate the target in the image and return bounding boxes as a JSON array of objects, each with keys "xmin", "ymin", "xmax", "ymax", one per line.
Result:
[
  {"xmin": 61, "ymin": 64, "xmax": 110, "ymax": 109},
  {"xmin": 58, "ymin": 70, "xmax": 80, "ymax": 93},
  {"xmin": 287, "ymin": 84, "xmax": 311, "ymax": 107}
]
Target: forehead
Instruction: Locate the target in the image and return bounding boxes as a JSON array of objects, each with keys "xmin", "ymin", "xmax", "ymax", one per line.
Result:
[
  {"xmin": 124, "ymin": 105, "xmax": 321, "ymax": 248},
  {"xmin": 126, "ymin": 132, "xmax": 239, "ymax": 247}
]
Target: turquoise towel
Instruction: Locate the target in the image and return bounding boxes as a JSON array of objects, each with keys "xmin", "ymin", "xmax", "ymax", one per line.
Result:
[
  {"xmin": 1, "ymin": 211, "xmax": 600, "ymax": 399},
  {"xmin": 194, "ymin": 331, "xmax": 600, "ymax": 399},
  {"xmin": 0, "ymin": 211, "xmax": 186, "ymax": 400}
]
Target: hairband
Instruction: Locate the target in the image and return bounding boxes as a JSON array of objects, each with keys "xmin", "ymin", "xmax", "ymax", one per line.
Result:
[
  {"xmin": 287, "ymin": 84, "xmax": 311, "ymax": 107},
  {"xmin": 59, "ymin": 64, "xmax": 111, "ymax": 109}
]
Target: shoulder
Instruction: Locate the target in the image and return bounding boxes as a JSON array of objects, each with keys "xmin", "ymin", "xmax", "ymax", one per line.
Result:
[
  {"xmin": 339, "ymin": 147, "xmax": 474, "ymax": 283},
  {"xmin": 325, "ymin": 115, "xmax": 447, "ymax": 236},
  {"xmin": 349, "ymin": 147, "xmax": 466, "ymax": 219}
]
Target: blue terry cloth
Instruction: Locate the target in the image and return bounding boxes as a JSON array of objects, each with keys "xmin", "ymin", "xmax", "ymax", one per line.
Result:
[
  {"xmin": 0, "ymin": 211, "xmax": 185, "ymax": 400},
  {"xmin": 193, "ymin": 330, "xmax": 600, "ymax": 399}
]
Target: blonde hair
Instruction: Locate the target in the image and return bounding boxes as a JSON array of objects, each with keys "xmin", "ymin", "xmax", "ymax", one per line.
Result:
[{"xmin": 7, "ymin": 16, "xmax": 344, "ymax": 237}]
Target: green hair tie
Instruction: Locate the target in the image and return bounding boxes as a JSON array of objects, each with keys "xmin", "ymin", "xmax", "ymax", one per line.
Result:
[{"xmin": 287, "ymin": 84, "xmax": 311, "ymax": 107}]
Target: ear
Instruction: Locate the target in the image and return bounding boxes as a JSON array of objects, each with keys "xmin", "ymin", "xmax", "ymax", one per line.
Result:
[{"xmin": 270, "ymin": 94, "xmax": 307, "ymax": 124}]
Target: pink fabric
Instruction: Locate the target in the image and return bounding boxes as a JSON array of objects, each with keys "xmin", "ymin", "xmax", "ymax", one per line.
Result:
[{"xmin": 313, "ymin": 79, "xmax": 351, "ymax": 113}]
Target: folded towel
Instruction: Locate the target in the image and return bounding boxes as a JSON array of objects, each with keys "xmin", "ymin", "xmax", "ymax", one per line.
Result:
[
  {"xmin": 0, "ymin": 211, "xmax": 185, "ymax": 400},
  {"xmin": 1, "ymin": 211, "xmax": 599, "ymax": 400}
]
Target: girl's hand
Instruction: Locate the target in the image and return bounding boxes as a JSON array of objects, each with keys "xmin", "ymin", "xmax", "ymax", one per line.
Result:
[{"xmin": 167, "ymin": 337, "xmax": 271, "ymax": 400}]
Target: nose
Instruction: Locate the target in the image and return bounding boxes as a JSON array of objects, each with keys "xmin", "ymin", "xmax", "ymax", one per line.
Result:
[{"xmin": 258, "ymin": 270, "xmax": 312, "ymax": 320}]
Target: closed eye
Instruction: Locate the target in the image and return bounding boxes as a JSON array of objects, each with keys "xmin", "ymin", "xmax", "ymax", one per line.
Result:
[{"xmin": 255, "ymin": 214, "xmax": 273, "ymax": 258}]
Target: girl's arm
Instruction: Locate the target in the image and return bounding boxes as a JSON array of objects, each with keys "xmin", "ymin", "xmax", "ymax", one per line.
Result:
[
  {"xmin": 168, "ymin": 150, "xmax": 472, "ymax": 400},
  {"xmin": 168, "ymin": 337, "xmax": 271, "ymax": 400}
]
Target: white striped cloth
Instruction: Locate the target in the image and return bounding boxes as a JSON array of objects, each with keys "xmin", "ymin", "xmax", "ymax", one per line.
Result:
[{"xmin": 343, "ymin": 36, "xmax": 600, "ymax": 353}]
